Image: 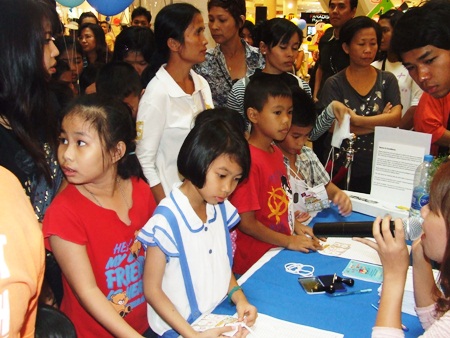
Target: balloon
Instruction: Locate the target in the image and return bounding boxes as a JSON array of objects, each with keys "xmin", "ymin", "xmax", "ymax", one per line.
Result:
[
  {"xmin": 56, "ymin": 0, "xmax": 84, "ymax": 7},
  {"xmin": 323, "ymin": 23, "xmax": 333, "ymax": 32},
  {"xmin": 290, "ymin": 17, "xmax": 299, "ymax": 26},
  {"xmin": 298, "ymin": 19, "xmax": 307, "ymax": 31},
  {"xmin": 87, "ymin": 0, "xmax": 133, "ymax": 16}
]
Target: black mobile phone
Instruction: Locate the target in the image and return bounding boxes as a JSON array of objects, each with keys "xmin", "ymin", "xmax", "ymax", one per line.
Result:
[{"xmin": 317, "ymin": 275, "xmax": 347, "ymax": 292}]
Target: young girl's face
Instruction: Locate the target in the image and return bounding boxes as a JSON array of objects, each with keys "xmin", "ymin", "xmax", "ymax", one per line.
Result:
[
  {"xmin": 123, "ymin": 51, "xmax": 148, "ymax": 76},
  {"xmin": 240, "ymin": 27, "xmax": 253, "ymax": 46},
  {"xmin": 278, "ymin": 125, "xmax": 313, "ymax": 156},
  {"xmin": 263, "ymin": 33, "xmax": 301, "ymax": 74},
  {"xmin": 177, "ymin": 13, "xmax": 208, "ymax": 66},
  {"xmin": 420, "ymin": 204, "xmax": 447, "ymax": 263},
  {"xmin": 197, "ymin": 154, "xmax": 243, "ymax": 205},
  {"xmin": 58, "ymin": 114, "xmax": 113, "ymax": 184},
  {"xmin": 43, "ymin": 21, "xmax": 59, "ymax": 75}
]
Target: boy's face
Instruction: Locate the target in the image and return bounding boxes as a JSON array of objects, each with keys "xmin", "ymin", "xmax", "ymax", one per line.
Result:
[
  {"xmin": 249, "ymin": 95, "xmax": 292, "ymax": 142},
  {"xmin": 132, "ymin": 15, "xmax": 150, "ymax": 28},
  {"xmin": 278, "ymin": 125, "xmax": 313, "ymax": 155},
  {"xmin": 402, "ymin": 45, "xmax": 450, "ymax": 99}
]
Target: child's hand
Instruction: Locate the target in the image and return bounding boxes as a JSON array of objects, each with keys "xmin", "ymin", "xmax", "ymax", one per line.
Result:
[
  {"xmin": 353, "ymin": 216, "xmax": 409, "ymax": 278},
  {"xmin": 294, "ymin": 210, "xmax": 311, "ymax": 223},
  {"xmin": 287, "ymin": 231, "xmax": 323, "ymax": 253},
  {"xmin": 236, "ymin": 301, "xmax": 257, "ymax": 327},
  {"xmin": 330, "ymin": 101, "xmax": 352, "ymax": 125},
  {"xmin": 332, "ymin": 190, "xmax": 352, "ymax": 216}
]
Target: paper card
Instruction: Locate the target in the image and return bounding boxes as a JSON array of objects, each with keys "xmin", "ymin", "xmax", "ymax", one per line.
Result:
[
  {"xmin": 371, "ymin": 127, "xmax": 431, "ymax": 206},
  {"xmin": 342, "ymin": 259, "xmax": 383, "ymax": 283}
]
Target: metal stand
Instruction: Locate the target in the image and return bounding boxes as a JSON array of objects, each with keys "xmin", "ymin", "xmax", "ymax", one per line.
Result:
[{"xmin": 340, "ymin": 134, "xmax": 356, "ymax": 190}]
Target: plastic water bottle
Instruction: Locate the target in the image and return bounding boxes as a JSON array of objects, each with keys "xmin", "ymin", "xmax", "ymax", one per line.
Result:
[{"xmin": 410, "ymin": 154, "xmax": 434, "ymax": 218}]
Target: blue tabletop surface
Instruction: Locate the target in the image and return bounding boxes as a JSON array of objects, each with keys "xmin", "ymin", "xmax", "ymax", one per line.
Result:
[{"xmin": 214, "ymin": 207, "xmax": 423, "ymax": 337}]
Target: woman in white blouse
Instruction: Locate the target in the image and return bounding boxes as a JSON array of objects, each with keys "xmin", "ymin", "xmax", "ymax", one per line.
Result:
[{"xmin": 136, "ymin": 3, "xmax": 213, "ymax": 204}]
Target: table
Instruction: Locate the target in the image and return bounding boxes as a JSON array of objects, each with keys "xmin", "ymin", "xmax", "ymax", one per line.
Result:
[{"xmin": 213, "ymin": 207, "xmax": 423, "ymax": 337}]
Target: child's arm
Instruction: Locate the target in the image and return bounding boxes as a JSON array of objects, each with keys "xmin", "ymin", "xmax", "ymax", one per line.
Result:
[
  {"xmin": 325, "ymin": 182, "xmax": 352, "ymax": 216},
  {"xmin": 239, "ymin": 212, "xmax": 322, "ymax": 252},
  {"xmin": 143, "ymin": 246, "xmax": 233, "ymax": 338},
  {"xmin": 227, "ymin": 275, "xmax": 257, "ymax": 327},
  {"xmin": 50, "ymin": 236, "xmax": 143, "ymax": 338}
]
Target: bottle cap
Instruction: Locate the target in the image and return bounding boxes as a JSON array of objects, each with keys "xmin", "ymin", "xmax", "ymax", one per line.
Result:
[{"xmin": 424, "ymin": 154, "xmax": 434, "ymax": 162}]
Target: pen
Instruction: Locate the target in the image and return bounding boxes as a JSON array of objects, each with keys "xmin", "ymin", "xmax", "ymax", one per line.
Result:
[
  {"xmin": 371, "ymin": 303, "xmax": 409, "ymax": 332},
  {"xmin": 329, "ymin": 288, "xmax": 372, "ymax": 297}
]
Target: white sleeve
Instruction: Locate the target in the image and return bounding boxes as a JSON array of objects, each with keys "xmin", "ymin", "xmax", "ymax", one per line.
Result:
[
  {"xmin": 136, "ymin": 90, "xmax": 166, "ymax": 187},
  {"xmin": 410, "ymin": 80, "xmax": 423, "ymax": 107}
]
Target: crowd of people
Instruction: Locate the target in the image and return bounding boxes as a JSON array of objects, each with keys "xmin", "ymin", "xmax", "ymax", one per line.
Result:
[{"xmin": 0, "ymin": 0, "xmax": 449, "ymax": 337}]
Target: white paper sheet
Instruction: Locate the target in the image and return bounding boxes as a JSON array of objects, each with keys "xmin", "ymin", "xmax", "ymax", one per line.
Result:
[
  {"xmin": 318, "ymin": 237, "xmax": 381, "ymax": 264},
  {"xmin": 371, "ymin": 127, "xmax": 431, "ymax": 207},
  {"xmin": 372, "ymin": 142, "xmax": 424, "ymax": 207},
  {"xmin": 192, "ymin": 313, "xmax": 343, "ymax": 338}
]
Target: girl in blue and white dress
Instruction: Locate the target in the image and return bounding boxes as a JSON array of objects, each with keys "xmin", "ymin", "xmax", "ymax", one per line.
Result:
[{"xmin": 138, "ymin": 108, "xmax": 257, "ymax": 338}]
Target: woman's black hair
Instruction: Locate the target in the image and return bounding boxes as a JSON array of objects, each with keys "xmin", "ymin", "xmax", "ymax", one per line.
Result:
[
  {"xmin": 254, "ymin": 18, "xmax": 303, "ymax": 50},
  {"xmin": 0, "ymin": 0, "xmax": 60, "ymax": 184},
  {"xmin": 148, "ymin": 3, "xmax": 201, "ymax": 79},
  {"xmin": 78, "ymin": 11, "xmax": 98, "ymax": 25},
  {"xmin": 112, "ymin": 26, "xmax": 156, "ymax": 65},
  {"xmin": 340, "ymin": 16, "xmax": 382, "ymax": 48},
  {"xmin": 207, "ymin": 0, "xmax": 246, "ymax": 28},
  {"xmin": 62, "ymin": 94, "xmax": 146, "ymax": 181},
  {"xmin": 96, "ymin": 61, "xmax": 142, "ymax": 100},
  {"xmin": 178, "ymin": 108, "xmax": 250, "ymax": 188},
  {"xmin": 78, "ymin": 23, "xmax": 109, "ymax": 64},
  {"xmin": 35, "ymin": 304, "xmax": 77, "ymax": 338}
]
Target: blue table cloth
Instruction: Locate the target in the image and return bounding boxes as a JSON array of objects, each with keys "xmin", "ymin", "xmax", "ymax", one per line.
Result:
[{"xmin": 214, "ymin": 207, "xmax": 423, "ymax": 337}]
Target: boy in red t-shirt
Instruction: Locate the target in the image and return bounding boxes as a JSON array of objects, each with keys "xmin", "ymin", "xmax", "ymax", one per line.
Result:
[{"xmin": 229, "ymin": 76, "xmax": 322, "ymax": 275}]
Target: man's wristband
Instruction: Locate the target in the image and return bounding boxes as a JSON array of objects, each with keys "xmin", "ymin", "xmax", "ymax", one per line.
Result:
[{"xmin": 228, "ymin": 285, "xmax": 242, "ymax": 304}]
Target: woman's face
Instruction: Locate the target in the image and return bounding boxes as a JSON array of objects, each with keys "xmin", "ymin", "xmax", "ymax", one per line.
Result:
[
  {"xmin": 378, "ymin": 18, "xmax": 393, "ymax": 53},
  {"xmin": 177, "ymin": 13, "xmax": 208, "ymax": 66},
  {"xmin": 59, "ymin": 49, "xmax": 83, "ymax": 83},
  {"xmin": 208, "ymin": 6, "xmax": 241, "ymax": 45},
  {"xmin": 78, "ymin": 27, "xmax": 96, "ymax": 53},
  {"xmin": 123, "ymin": 51, "xmax": 148, "ymax": 76},
  {"xmin": 262, "ymin": 33, "xmax": 300, "ymax": 74},
  {"xmin": 43, "ymin": 22, "xmax": 59, "ymax": 75},
  {"xmin": 240, "ymin": 27, "xmax": 253, "ymax": 46},
  {"xmin": 343, "ymin": 27, "xmax": 378, "ymax": 67},
  {"xmin": 420, "ymin": 204, "xmax": 447, "ymax": 263}
]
